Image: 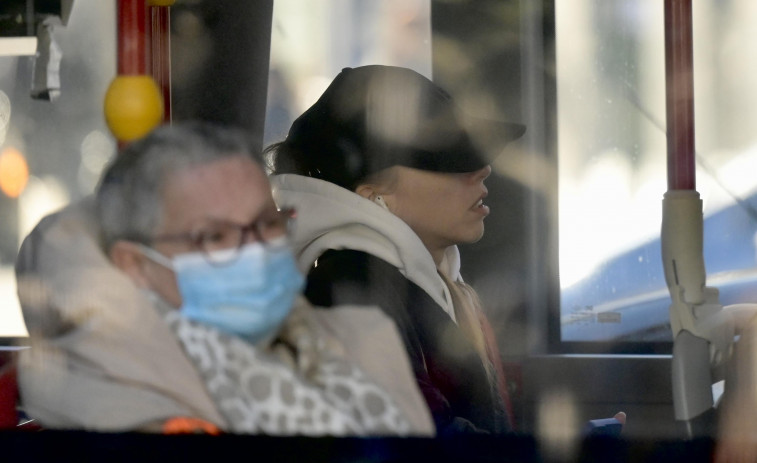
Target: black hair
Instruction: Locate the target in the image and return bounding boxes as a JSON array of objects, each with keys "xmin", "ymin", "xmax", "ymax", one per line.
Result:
[{"xmin": 265, "ymin": 137, "xmax": 369, "ymax": 192}]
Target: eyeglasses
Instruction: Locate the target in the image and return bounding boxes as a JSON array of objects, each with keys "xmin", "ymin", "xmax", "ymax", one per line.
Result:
[{"xmin": 149, "ymin": 208, "xmax": 295, "ymax": 264}]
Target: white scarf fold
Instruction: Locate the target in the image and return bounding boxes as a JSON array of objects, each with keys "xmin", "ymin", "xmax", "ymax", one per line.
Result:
[{"xmin": 272, "ymin": 174, "xmax": 462, "ymax": 322}]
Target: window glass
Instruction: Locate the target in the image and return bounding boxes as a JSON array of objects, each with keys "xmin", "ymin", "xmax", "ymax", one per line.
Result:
[
  {"xmin": 558, "ymin": 0, "xmax": 757, "ymax": 347},
  {"xmin": 264, "ymin": 0, "xmax": 432, "ymax": 147},
  {"xmin": 0, "ymin": 1, "xmax": 116, "ymax": 338},
  {"xmin": 0, "ymin": 0, "xmax": 434, "ymax": 339}
]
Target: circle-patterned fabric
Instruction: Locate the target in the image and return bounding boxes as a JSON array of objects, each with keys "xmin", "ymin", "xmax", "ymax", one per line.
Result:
[{"xmin": 165, "ymin": 311, "xmax": 410, "ymax": 435}]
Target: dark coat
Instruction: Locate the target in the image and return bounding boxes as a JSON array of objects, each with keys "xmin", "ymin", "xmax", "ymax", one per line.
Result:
[{"xmin": 304, "ymin": 249, "xmax": 511, "ymax": 435}]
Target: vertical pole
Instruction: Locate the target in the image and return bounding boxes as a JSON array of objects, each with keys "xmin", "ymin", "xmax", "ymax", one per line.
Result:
[
  {"xmin": 117, "ymin": 0, "xmax": 147, "ymax": 75},
  {"xmin": 149, "ymin": 4, "xmax": 172, "ymax": 122},
  {"xmin": 663, "ymin": 0, "xmax": 720, "ymax": 437},
  {"xmin": 106, "ymin": 0, "xmax": 163, "ymax": 144},
  {"xmin": 665, "ymin": 0, "xmax": 695, "ymax": 190}
]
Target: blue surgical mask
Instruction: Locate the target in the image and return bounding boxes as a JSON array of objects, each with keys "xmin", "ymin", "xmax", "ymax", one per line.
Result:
[{"xmin": 142, "ymin": 238, "xmax": 304, "ymax": 344}]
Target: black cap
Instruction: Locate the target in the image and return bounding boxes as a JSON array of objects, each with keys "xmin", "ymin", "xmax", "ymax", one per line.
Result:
[{"xmin": 279, "ymin": 65, "xmax": 525, "ymax": 189}]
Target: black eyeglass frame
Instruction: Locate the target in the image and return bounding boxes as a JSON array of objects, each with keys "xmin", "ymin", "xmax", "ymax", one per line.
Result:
[{"xmin": 146, "ymin": 207, "xmax": 296, "ymax": 264}]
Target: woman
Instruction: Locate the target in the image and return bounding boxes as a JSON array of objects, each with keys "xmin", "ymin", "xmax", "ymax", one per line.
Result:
[
  {"xmin": 267, "ymin": 65, "xmax": 525, "ymax": 434},
  {"xmin": 15, "ymin": 122, "xmax": 433, "ymax": 436}
]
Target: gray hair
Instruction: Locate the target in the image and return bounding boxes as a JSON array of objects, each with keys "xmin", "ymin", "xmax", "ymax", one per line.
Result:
[{"xmin": 96, "ymin": 121, "xmax": 257, "ymax": 251}]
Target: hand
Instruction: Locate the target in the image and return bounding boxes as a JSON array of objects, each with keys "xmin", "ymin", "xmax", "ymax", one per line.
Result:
[
  {"xmin": 614, "ymin": 411, "xmax": 626, "ymax": 429},
  {"xmin": 714, "ymin": 396, "xmax": 757, "ymax": 463},
  {"xmin": 583, "ymin": 411, "xmax": 626, "ymax": 437},
  {"xmin": 275, "ymin": 304, "xmax": 322, "ymax": 380},
  {"xmin": 713, "ymin": 314, "xmax": 757, "ymax": 463}
]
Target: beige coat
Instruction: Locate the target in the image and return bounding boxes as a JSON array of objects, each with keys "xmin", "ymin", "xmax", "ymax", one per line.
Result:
[{"xmin": 15, "ymin": 197, "xmax": 433, "ymax": 435}]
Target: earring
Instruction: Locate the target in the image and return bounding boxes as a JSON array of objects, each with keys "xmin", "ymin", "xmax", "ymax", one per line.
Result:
[{"xmin": 374, "ymin": 195, "xmax": 389, "ymax": 210}]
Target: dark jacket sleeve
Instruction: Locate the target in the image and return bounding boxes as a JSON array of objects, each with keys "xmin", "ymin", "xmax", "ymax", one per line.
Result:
[{"xmin": 304, "ymin": 250, "xmax": 509, "ymax": 435}]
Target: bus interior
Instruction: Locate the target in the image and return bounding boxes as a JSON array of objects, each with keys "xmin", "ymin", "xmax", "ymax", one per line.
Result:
[{"xmin": 2, "ymin": 0, "xmax": 757, "ymax": 461}]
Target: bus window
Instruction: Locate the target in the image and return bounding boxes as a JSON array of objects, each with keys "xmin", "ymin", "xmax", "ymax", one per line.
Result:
[
  {"xmin": 557, "ymin": 0, "xmax": 757, "ymax": 352},
  {"xmin": 264, "ymin": 0, "xmax": 432, "ymax": 148},
  {"xmin": 0, "ymin": 1, "xmax": 117, "ymax": 340}
]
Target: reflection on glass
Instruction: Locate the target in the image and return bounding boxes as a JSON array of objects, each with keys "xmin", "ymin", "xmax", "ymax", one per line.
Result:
[
  {"xmin": 265, "ymin": 0, "xmax": 431, "ymax": 147},
  {"xmin": 558, "ymin": 0, "xmax": 757, "ymax": 344},
  {"xmin": 0, "ymin": 0, "xmax": 116, "ymax": 340}
]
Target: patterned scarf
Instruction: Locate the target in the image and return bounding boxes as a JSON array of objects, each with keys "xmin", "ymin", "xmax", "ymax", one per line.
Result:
[{"xmin": 163, "ymin": 310, "xmax": 411, "ymax": 436}]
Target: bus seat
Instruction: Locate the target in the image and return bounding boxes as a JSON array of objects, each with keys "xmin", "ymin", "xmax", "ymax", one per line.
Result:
[
  {"xmin": 0, "ymin": 355, "xmax": 40, "ymax": 431},
  {"xmin": 0, "ymin": 361, "xmax": 19, "ymax": 429}
]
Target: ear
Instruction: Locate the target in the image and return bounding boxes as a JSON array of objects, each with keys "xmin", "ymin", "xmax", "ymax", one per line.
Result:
[
  {"xmin": 354, "ymin": 184, "xmax": 376, "ymax": 200},
  {"xmin": 109, "ymin": 240, "xmax": 150, "ymax": 288}
]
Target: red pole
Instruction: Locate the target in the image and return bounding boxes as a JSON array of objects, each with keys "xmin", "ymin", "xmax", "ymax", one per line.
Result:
[
  {"xmin": 149, "ymin": 5, "xmax": 172, "ymax": 122},
  {"xmin": 106, "ymin": 0, "xmax": 163, "ymax": 145},
  {"xmin": 664, "ymin": 0, "xmax": 696, "ymax": 190},
  {"xmin": 117, "ymin": 0, "xmax": 147, "ymax": 75}
]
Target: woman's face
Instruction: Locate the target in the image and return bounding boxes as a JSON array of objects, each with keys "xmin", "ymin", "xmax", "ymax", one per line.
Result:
[{"xmin": 379, "ymin": 164, "xmax": 492, "ymax": 257}]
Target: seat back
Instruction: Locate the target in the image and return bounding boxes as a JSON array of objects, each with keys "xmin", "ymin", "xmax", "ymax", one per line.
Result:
[{"xmin": 0, "ymin": 354, "xmax": 19, "ymax": 428}]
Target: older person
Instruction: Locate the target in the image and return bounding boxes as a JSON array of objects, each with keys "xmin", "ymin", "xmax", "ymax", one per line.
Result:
[{"xmin": 15, "ymin": 122, "xmax": 432, "ymax": 435}]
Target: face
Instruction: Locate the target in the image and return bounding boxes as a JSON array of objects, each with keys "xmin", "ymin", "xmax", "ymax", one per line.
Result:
[
  {"xmin": 379, "ymin": 164, "xmax": 491, "ymax": 259},
  {"xmin": 138, "ymin": 156, "xmax": 276, "ymax": 307}
]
